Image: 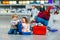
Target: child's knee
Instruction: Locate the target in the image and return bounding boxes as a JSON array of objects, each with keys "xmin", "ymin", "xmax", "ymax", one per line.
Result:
[
  {"xmin": 43, "ymin": 21, "xmax": 48, "ymax": 26},
  {"xmin": 8, "ymin": 30, "xmax": 12, "ymax": 34},
  {"xmin": 8, "ymin": 29, "xmax": 13, "ymax": 34},
  {"xmin": 14, "ymin": 29, "xmax": 17, "ymax": 34}
]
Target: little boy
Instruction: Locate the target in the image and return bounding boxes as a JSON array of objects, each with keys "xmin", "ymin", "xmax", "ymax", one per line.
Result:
[{"xmin": 8, "ymin": 14, "xmax": 19, "ymax": 34}]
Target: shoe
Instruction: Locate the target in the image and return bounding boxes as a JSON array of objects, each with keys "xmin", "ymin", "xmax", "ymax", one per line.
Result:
[
  {"xmin": 49, "ymin": 28, "xmax": 58, "ymax": 32},
  {"xmin": 47, "ymin": 27, "xmax": 58, "ymax": 32}
]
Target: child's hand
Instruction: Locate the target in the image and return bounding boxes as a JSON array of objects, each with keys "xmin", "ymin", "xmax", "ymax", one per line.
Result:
[
  {"xmin": 30, "ymin": 19, "xmax": 36, "ymax": 23},
  {"xmin": 26, "ymin": 30, "xmax": 29, "ymax": 32},
  {"xmin": 11, "ymin": 22, "xmax": 16, "ymax": 25},
  {"xmin": 26, "ymin": 30, "xmax": 30, "ymax": 32},
  {"xmin": 30, "ymin": 18, "xmax": 35, "ymax": 22},
  {"xmin": 14, "ymin": 26, "xmax": 17, "ymax": 28}
]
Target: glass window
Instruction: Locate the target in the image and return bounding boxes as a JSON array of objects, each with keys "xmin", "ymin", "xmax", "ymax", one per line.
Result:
[
  {"xmin": 19, "ymin": 0, "xmax": 34, "ymax": 4},
  {"xmin": 19, "ymin": 1, "xmax": 22, "ymax": 4},
  {"xmin": 10, "ymin": 1, "xmax": 16, "ymax": 4},
  {"xmin": 44, "ymin": 0, "xmax": 48, "ymax": 3},
  {"xmin": 26, "ymin": 1, "xmax": 30, "ymax": 4},
  {"xmin": 22, "ymin": 1, "xmax": 26, "ymax": 4},
  {"xmin": 2, "ymin": 1, "xmax": 10, "ymax": 4},
  {"xmin": 41, "ymin": 0, "xmax": 44, "ymax": 4}
]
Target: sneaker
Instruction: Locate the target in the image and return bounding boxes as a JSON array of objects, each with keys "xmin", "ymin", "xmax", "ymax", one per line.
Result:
[{"xmin": 49, "ymin": 28, "xmax": 58, "ymax": 32}]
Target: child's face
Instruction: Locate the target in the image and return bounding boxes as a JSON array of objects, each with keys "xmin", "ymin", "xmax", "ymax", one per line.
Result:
[
  {"xmin": 40, "ymin": 5, "xmax": 43, "ymax": 8},
  {"xmin": 12, "ymin": 15, "xmax": 18, "ymax": 20},
  {"xmin": 32, "ymin": 6, "xmax": 35, "ymax": 9},
  {"xmin": 22, "ymin": 18, "xmax": 26, "ymax": 23},
  {"xmin": 13, "ymin": 17, "xmax": 18, "ymax": 20}
]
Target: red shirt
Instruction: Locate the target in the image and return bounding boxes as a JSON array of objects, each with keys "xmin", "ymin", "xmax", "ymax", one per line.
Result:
[
  {"xmin": 38, "ymin": 11, "xmax": 50, "ymax": 20},
  {"xmin": 37, "ymin": 6, "xmax": 53, "ymax": 20}
]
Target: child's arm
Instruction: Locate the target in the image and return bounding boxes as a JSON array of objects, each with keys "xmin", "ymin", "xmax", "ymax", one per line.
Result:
[
  {"xmin": 10, "ymin": 20, "xmax": 17, "ymax": 25},
  {"xmin": 10, "ymin": 22, "xmax": 17, "ymax": 28},
  {"xmin": 36, "ymin": 8, "xmax": 39, "ymax": 15}
]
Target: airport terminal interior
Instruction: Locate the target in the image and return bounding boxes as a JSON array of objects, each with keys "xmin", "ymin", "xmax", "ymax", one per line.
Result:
[{"xmin": 0, "ymin": 0, "xmax": 60, "ymax": 40}]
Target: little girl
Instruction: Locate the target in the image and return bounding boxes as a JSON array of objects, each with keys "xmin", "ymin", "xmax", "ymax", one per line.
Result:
[
  {"xmin": 8, "ymin": 14, "xmax": 19, "ymax": 34},
  {"xmin": 22, "ymin": 17, "xmax": 31, "ymax": 32}
]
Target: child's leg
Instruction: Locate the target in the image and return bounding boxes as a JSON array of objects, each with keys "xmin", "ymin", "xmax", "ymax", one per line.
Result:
[
  {"xmin": 8, "ymin": 29, "xmax": 14, "ymax": 34},
  {"xmin": 35, "ymin": 16, "xmax": 48, "ymax": 26},
  {"xmin": 14, "ymin": 29, "xmax": 17, "ymax": 35},
  {"xmin": 41, "ymin": 19, "xmax": 48, "ymax": 26},
  {"xmin": 35, "ymin": 16, "xmax": 42, "ymax": 23},
  {"xmin": 17, "ymin": 22, "xmax": 22, "ymax": 34}
]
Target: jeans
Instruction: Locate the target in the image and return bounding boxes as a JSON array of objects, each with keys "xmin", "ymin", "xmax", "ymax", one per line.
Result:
[
  {"xmin": 35, "ymin": 16, "xmax": 48, "ymax": 26},
  {"xmin": 8, "ymin": 29, "xmax": 17, "ymax": 35},
  {"xmin": 17, "ymin": 22, "xmax": 22, "ymax": 33}
]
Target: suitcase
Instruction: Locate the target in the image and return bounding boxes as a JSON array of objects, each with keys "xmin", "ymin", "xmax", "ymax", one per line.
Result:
[{"xmin": 32, "ymin": 25, "xmax": 46, "ymax": 35}]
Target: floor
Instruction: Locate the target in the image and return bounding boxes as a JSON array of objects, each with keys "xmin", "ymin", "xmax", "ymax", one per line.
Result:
[
  {"xmin": 0, "ymin": 15, "xmax": 46, "ymax": 40},
  {"xmin": 0, "ymin": 28, "xmax": 46, "ymax": 40},
  {"xmin": 47, "ymin": 20, "xmax": 60, "ymax": 40},
  {"xmin": 0, "ymin": 15, "xmax": 60, "ymax": 40}
]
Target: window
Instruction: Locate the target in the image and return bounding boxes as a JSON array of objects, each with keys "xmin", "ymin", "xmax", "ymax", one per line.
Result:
[
  {"xmin": 41, "ymin": 0, "xmax": 44, "ymax": 4},
  {"xmin": 19, "ymin": 0, "xmax": 33, "ymax": 4},
  {"xmin": 19, "ymin": 1, "xmax": 23, "ymax": 4},
  {"xmin": 2, "ymin": 1, "xmax": 10, "ymax": 4},
  {"xmin": 44, "ymin": 0, "xmax": 48, "ymax": 3},
  {"xmin": 10, "ymin": 1, "xmax": 16, "ymax": 4}
]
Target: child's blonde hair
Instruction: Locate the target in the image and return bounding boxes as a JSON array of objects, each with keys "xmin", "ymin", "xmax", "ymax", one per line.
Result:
[{"xmin": 12, "ymin": 14, "xmax": 18, "ymax": 19}]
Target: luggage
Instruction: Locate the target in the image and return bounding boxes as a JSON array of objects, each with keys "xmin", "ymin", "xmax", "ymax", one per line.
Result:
[{"xmin": 32, "ymin": 25, "xmax": 46, "ymax": 35}]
